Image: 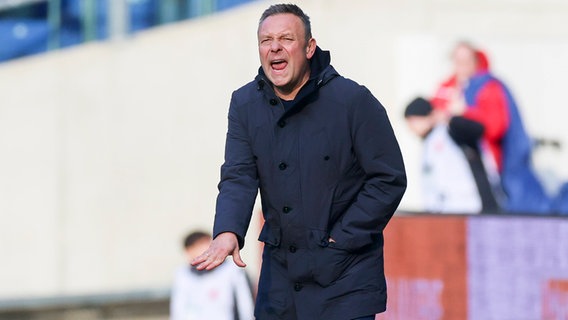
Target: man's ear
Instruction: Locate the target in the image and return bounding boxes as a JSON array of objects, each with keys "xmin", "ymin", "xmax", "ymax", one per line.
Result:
[{"xmin": 306, "ymin": 38, "xmax": 317, "ymax": 59}]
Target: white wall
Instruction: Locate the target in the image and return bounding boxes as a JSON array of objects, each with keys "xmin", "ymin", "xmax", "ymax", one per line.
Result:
[{"xmin": 1, "ymin": 0, "xmax": 567, "ymax": 298}]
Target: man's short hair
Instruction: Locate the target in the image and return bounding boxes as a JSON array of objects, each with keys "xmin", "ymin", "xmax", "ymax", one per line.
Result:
[
  {"xmin": 183, "ymin": 231, "xmax": 211, "ymax": 249},
  {"xmin": 259, "ymin": 4, "xmax": 312, "ymax": 42}
]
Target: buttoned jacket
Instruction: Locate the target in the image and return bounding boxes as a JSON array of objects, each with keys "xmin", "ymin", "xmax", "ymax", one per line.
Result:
[{"xmin": 213, "ymin": 47, "xmax": 407, "ymax": 319}]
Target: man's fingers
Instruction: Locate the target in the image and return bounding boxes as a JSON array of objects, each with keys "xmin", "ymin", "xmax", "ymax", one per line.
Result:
[
  {"xmin": 232, "ymin": 247, "xmax": 246, "ymax": 268},
  {"xmin": 204, "ymin": 256, "xmax": 226, "ymax": 270},
  {"xmin": 191, "ymin": 250, "xmax": 210, "ymax": 266},
  {"xmin": 191, "ymin": 248, "xmax": 229, "ymax": 271},
  {"xmin": 190, "ymin": 233, "xmax": 242, "ymax": 270},
  {"xmin": 193, "ymin": 254, "xmax": 216, "ymax": 270},
  {"xmin": 191, "ymin": 256, "xmax": 208, "ymax": 270}
]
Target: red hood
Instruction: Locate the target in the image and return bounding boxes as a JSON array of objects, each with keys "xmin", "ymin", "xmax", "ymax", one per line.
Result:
[{"xmin": 475, "ymin": 50, "xmax": 490, "ymax": 72}]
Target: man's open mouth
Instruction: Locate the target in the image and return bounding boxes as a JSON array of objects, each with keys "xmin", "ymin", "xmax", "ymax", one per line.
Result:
[{"xmin": 271, "ymin": 59, "xmax": 288, "ymax": 71}]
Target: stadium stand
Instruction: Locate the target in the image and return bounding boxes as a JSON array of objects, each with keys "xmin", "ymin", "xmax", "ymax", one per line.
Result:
[
  {"xmin": 0, "ymin": 19, "xmax": 49, "ymax": 61},
  {"xmin": 0, "ymin": 0, "xmax": 256, "ymax": 63}
]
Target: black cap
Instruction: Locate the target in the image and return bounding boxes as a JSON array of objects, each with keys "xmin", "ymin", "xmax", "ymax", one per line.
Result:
[{"xmin": 404, "ymin": 97, "xmax": 433, "ymax": 118}]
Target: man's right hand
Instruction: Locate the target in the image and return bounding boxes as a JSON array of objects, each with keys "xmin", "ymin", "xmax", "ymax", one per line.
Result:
[{"xmin": 191, "ymin": 232, "xmax": 246, "ymax": 271}]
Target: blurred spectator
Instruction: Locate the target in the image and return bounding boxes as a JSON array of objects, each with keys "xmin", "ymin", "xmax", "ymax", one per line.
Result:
[
  {"xmin": 170, "ymin": 231, "xmax": 254, "ymax": 320},
  {"xmin": 404, "ymin": 97, "xmax": 500, "ymax": 213},
  {"xmin": 431, "ymin": 41, "xmax": 551, "ymax": 214}
]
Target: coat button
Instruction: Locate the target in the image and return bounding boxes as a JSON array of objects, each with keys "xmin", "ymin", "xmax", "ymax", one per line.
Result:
[
  {"xmin": 294, "ymin": 283, "xmax": 303, "ymax": 291},
  {"xmin": 269, "ymin": 98, "xmax": 278, "ymax": 105},
  {"xmin": 324, "ymin": 155, "xmax": 330, "ymax": 161},
  {"xmin": 277, "ymin": 120, "xmax": 286, "ymax": 128},
  {"xmin": 278, "ymin": 162, "xmax": 288, "ymax": 170},
  {"xmin": 289, "ymin": 245, "xmax": 297, "ymax": 253},
  {"xmin": 282, "ymin": 206, "xmax": 292, "ymax": 214}
]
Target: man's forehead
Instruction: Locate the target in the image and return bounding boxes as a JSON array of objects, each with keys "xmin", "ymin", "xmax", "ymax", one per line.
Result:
[
  {"xmin": 258, "ymin": 13, "xmax": 304, "ymax": 34},
  {"xmin": 453, "ymin": 45, "xmax": 475, "ymax": 58}
]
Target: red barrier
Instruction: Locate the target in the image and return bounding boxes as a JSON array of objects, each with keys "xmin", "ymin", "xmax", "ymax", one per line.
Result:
[
  {"xmin": 381, "ymin": 216, "xmax": 467, "ymax": 320},
  {"xmin": 379, "ymin": 213, "xmax": 568, "ymax": 320}
]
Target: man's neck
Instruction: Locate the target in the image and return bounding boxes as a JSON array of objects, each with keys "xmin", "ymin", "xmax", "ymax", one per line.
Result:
[{"xmin": 274, "ymin": 70, "xmax": 311, "ymax": 101}]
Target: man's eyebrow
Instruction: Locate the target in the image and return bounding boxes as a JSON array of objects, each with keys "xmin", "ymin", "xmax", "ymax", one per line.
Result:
[{"xmin": 259, "ymin": 32, "xmax": 294, "ymax": 39}]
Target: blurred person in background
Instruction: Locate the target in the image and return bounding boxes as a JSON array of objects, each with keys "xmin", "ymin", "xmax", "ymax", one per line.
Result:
[
  {"xmin": 404, "ymin": 97, "xmax": 500, "ymax": 213},
  {"xmin": 192, "ymin": 3, "xmax": 406, "ymax": 320},
  {"xmin": 431, "ymin": 41, "xmax": 551, "ymax": 214},
  {"xmin": 170, "ymin": 231, "xmax": 254, "ymax": 320}
]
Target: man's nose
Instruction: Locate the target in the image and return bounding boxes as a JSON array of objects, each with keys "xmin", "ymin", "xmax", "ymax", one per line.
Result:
[{"xmin": 270, "ymin": 40, "xmax": 282, "ymax": 51}]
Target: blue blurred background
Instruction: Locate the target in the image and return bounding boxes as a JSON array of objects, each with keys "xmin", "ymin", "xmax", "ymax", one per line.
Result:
[{"xmin": 0, "ymin": 0, "xmax": 254, "ymax": 62}]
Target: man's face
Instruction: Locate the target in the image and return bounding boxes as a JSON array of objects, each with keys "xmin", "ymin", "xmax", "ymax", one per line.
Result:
[
  {"xmin": 452, "ymin": 44, "xmax": 477, "ymax": 85},
  {"xmin": 258, "ymin": 13, "xmax": 315, "ymax": 97},
  {"xmin": 406, "ymin": 116, "xmax": 434, "ymax": 138}
]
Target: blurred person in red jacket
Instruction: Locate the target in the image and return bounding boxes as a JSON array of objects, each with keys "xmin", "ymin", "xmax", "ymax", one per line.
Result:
[
  {"xmin": 431, "ymin": 42, "xmax": 507, "ymax": 171},
  {"xmin": 431, "ymin": 41, "xmax": 551, "ymax": 213}
]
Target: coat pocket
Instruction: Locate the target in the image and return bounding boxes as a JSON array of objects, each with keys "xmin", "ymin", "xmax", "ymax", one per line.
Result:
[
  {"xmin": 258, "ymin": 223, "xmax": 281, "ymax": 247},
  {"xmin": 310, "ymin": 230, "xmax": 356, "ymax": 287}
]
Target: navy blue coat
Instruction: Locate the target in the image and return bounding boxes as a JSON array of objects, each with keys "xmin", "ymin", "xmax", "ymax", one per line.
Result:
[{"xmin": 213, "ymin": 47, "xmax": 407, "ymax": 320}]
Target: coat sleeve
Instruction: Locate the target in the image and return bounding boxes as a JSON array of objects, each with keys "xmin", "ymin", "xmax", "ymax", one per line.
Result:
[
  {"xmin": 213, "ymin": 92, "xmax": 259, "ymax": 249},
  {"xmin": 330, "ymin": 87, "xmax": 407, "ymax": 251}
]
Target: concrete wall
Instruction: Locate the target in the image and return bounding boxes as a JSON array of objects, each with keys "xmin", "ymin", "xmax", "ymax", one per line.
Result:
[{"xmin": 1, "ymin": 0, "xmax": 567, "ymax": 298}]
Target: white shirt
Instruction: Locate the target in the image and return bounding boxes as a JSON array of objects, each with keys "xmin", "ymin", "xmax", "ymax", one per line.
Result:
[
  {"xmin": 421, "ymin": 125, "xmax": 482, "ymax": 213},
  {"xmin": 170, "ymin": 262, "xmax": 255, "ymax": 320}
]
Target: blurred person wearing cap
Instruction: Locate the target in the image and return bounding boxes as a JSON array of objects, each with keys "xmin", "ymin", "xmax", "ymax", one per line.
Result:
[
  {"xmin": 191, "ymin": 3, "xmax": 406, "ymax": 320},
  {"xmin": 170, "ymin": 231, "xmax": 254, "ymax": 320},
  {"xmin": 405, "ymin": 97, "xmax": 500, "ymax": 213}
]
